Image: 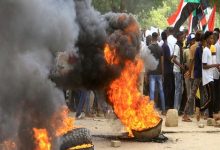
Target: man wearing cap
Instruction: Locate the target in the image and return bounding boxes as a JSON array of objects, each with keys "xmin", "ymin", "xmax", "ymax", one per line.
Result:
[
  {"xmin": 182, "ymin": 31, "xmax": 203, "ymax": 121},
  {"xmin": 182, "ymin": 33, "xmax": 196, "ymax": 121}
]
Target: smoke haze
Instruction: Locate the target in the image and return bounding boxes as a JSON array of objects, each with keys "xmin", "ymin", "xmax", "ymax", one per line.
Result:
[
  {"xmin": 0, "ymin": 0, "xmax": 158, "ymax": 149},
  {"xmin": 0, "ymin": 0, "xmax": 78, "ymax": 149}
]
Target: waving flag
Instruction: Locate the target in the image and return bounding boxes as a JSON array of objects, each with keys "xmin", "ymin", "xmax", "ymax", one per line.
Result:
[
  {"xmin": 188, "ymin": 3, "xmax": 216, "ymax": 33},
  {"xmin": 207, "ymin": 4, "xmax": 216, "ymax": 31},
  {"xmin": 188, "ymin": 3, "xmax": 209, "ymax": 33},
  {"xmin": 167, "ymin": 0, "xmax": 200, "ymax": 31}
]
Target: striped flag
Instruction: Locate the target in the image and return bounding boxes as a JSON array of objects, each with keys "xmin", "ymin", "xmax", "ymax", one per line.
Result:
[
  {"xmin": 167, "ymin": 0, "xmax": 200, "ymax": 31},
  {"xmin": 207, "ymin": 4, "xmax": 216, "ymax": 31},
  {"xmin": 188, "ymin": 13, "xmax": 193, "ymax": 34},
  {"xmin": 189, "ymin": 5, "xmax": 209, "ymax": 33},
  {"xmin": 188, "ymin": 4, "xmax": 216, "ymax": 32}
]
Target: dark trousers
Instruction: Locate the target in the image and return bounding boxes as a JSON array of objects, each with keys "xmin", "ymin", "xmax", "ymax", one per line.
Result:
[
  {"xmin": 183, "ymin": 78, "xmax": 201, "ymax": 115},
  {"xmin": 202, "ymin": 82, "xmax": 215, "ymax": 118},
  {"xmin": 163, "ymin": 73, "xmax": 175, "ymax": 110},
  {"xmin": 76, "ymin": 90, "xmax": 90, "ymax": 117},
  {"xmin": 213, "ymin": 79, "xmax": 220, "ymax": 113}
]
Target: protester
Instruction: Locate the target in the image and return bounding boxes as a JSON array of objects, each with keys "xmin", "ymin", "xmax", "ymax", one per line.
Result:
[
  {"xmin": 146, "ymin": 35, "xmax": 152, "ymax": 46},
  {"xmin": 202, "ymin": 31, "xmax": 220, "ymax": 118},
  {"xmin": 181, "ymin": 33, "xmax": 196, "ymax": 121},
  {"xmin": 213, "ymin": 31, "xmax": 220, "ymax": 114},
  {"xmin": 138, "ymin": 41, "xmax": 147, "ymax": 95},
  {"xmin": 182, "ymin": 32, "xmax": 202, "ymax": 122},
  {"xmin": 162, "ymin": 31, "xmax": 175, "ymax": 110},
  {"xmin": 148, "ymin": 32, "xmax": 166, "ymax": 114},
  {"xmin": 172, "ymin": 31, "xmax": 185, "ymax": 112},
  {"xmin": 75, "ymin": 90, "xmax": 93, "ymax": 119},
  {"xmin": 167, "ymin": 27, "xmax": 177, "ymax": 56}
]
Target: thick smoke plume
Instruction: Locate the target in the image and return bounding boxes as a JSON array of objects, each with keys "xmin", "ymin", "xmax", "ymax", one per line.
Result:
[
  {"xmin": 0, "ymin": 0, "xmax": 78, "ymax": 149},
  {"xmin": 52, "ymin": 0, "xmax": 142, "ymax": 90},
  {"xmin": 0, "ymin": 0, "xmax": 158, "ymax": 149}
]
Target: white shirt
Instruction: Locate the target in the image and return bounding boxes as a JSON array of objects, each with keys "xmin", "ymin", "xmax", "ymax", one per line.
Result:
[
  {"xmin": 202, "ymin": 47, "xmax": 214, "ymax": 85},
  {"xmin": 216, "ymin": 41, "xmax": 220, "ymax": 64},
  {"xmin": 212, "ymin": 45, "xmax": 219, "ymax": 79},
  {"xmin": 173, "ymin": 44, "xmax": 181, "ymax": 73},
  {"xmin": 140, "ymin": 41, "xmax": 147, "ymax": 73},
  {"xmin": 167, "ymin": 35, "xmax": 177, "ymax": 55},
  {"xmin": 158, "ymin": 40, "xmax": 164, "ymax": 47}
]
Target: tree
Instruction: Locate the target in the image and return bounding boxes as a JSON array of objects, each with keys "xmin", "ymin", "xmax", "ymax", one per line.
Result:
[
  {"xmin": 136, "ymin": 0, "xmax": 179, "ymax": 29},
  {"xmin": 92, "ymin": 0, "xmax": 219, "ymax": 29},
  {"xmin": 92, "ymin": 0, "xmax": 163, "ymax": 13}
]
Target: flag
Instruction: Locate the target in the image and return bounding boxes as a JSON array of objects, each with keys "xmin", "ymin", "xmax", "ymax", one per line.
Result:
[
  {"xmin": 188, "ymin": 13, "xmax": 193, "ymax": 34},
  {"xmin": 167, "ymin": 0, "xmax": 200, "ymax": 31},
  {"xmin": 187, "ymin": 0, "xmax": 210, "ymax": 33},
  {"xmin": 192, "ymin": 6, "xmax": 208, "ymax": 32},
  {"xmin": 207, "ymin": 4, "xmax": 216, "ymax": 31}
]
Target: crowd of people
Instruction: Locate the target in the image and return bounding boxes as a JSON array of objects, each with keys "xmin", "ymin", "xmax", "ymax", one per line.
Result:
[
  {"xmin": 64, "ymin": 27, "xmax": 220, "ymax": 123},
  {"xmin": 65, "ymin": 89, "xmax": 113, "ymax": 119},
  {"xmin": 140, "ymin": 27, "xmax": 220, "ymax": 122}
]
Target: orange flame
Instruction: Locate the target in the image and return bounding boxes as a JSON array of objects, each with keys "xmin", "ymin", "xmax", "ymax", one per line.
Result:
[
  {"xmin": 104, "ymin": 45, "xmax": 160, "ymax": 135},
  {"xmin": 51, "ymin": 106, "xmax": 75, "ymax": 137},
  {"xmin": 104, "ymin": 44, "xmax": 119, "ymax": 65},
  {"xmin": 68, "ymin": 144, "xmax": 93, "ymax": 150},
  {"xmin": 33, "ymin": 128, "xmax": 51, "ymax": 150}
]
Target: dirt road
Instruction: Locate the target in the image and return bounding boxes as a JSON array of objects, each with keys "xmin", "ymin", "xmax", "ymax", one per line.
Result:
[{"xmin": 73, "ymin": 113, "xmax": 220, "ymax": 150}]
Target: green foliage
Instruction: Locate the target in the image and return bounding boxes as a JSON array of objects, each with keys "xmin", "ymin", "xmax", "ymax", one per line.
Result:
[
  {"xmin": 92, "ymin": 0, "xmax": 178, "ymax": 29},
  {"xmin": 136, "ymin": 0, "xmax": 179, "ymax": 29},
  {"xmin": 92, "ymin": 0, "xmax": 219, "ymax": 29},
  {"xmin": 216, "ymin": 13, "xmax": 220, "ymax": 28},
  {"xmin": 92, "ymin": 0, "xmax": 163, "ymax": 13},
  {"xmin": 91, "ymin": 0, "xmax": 111, "ymax": 13}
]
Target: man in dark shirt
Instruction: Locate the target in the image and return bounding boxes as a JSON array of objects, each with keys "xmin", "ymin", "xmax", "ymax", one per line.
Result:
[
  {"xmin": 162, "ymin": 31, "xmax": 175, "ymax": 110},
  {"xmin": 182, "ymin": 33, "xmax": 204, "ymax": 122},
  {"xmin": 148, "ymin": 32, "xmax": 166, "ymax": 114}
]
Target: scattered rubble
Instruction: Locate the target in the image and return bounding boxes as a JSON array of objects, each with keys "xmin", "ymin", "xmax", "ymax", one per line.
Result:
[{"xmin": 111, "ymin": 140, "xmax": 121, "ymax": 147}]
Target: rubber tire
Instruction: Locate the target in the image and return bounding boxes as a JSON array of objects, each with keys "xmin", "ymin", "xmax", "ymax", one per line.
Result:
[
  {"xmin": 60, "ymin": 128, "xmax": 93, "ymax": 150},
  {"xmin": 78, "ymin": 146, "xmax": 94, "ymax": 150}
]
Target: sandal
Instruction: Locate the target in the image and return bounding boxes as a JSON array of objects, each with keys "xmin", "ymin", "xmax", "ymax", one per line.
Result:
[{"xmin": 182, "ymin": 117, "xmax": 192, "ymax": 122}]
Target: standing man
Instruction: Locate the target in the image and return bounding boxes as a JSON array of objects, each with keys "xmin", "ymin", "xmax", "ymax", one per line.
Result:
[
  {"xmin": 139, "ymin": 41, "xmax": 147, "ymax": 95},
  {"xmin": 182, "ymin": 33, "xmax": 196, "ymax": 121},
  {"xmin": 162, "ymin": 31, "xmax": 175, "ymax": 110},
  {"xmin": 172, "ymin": 31, "xmax": 185, "ymax": 112},
  {"xmin": 148, "ymin": 32, "xmax": 166, "ymax": 115},
  {"xmin": 167, "ymin": 27, "xmax": 177, "ymax": 57},
  {"xmin": 202, "ymin": 31, "xmax": 220, "ymax": 118},
  {"xmin": 213, "ymin": 31, "xmax": 220, "ymax": 114}
]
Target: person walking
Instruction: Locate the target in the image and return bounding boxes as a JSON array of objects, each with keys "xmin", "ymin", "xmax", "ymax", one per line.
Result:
[{"xmin": 182, "ymin": 32, "xmax": 203, "ymax": 122}]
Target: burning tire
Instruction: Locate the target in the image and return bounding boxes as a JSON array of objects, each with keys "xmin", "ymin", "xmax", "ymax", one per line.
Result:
[{"xmin": 60, "ymin": 128, "xmax": 93, "ymax": 150}]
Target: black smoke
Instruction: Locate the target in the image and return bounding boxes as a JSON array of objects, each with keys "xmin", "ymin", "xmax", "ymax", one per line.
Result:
[
  {"xmin": 0, "ymin": 0, "xmax": 78, "ymax": 149},
  {"xmin": 52, "ymin": 0, "xmax": 141, "ymax": 90},
  {"xmin": 0, "ymin": 0, "xmax": 144, "ymax": 149}
]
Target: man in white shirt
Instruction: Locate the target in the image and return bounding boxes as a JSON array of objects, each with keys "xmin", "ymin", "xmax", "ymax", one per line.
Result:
[
  {"xmin": 167, "ymin": 27, "xmax": 177, "ymax": 56},
  {"xmin": 172, "ymin": 31, "xmax": 185, "ymax": 112},
  {"xmin": 202, "ymin": 31, "xmax": 220, "ymax": 118},
  {"xmin": 213, "ymin": 31, "xmax": 220, "ymax": 114},
  {"xmin": 138, "ymin": 41, "xmax": 147, "ymax": 95}
]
